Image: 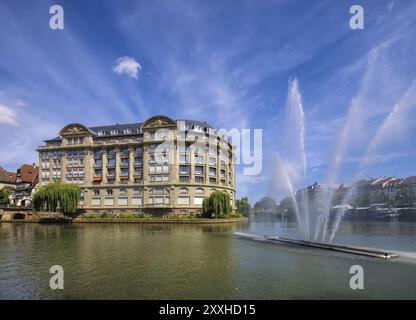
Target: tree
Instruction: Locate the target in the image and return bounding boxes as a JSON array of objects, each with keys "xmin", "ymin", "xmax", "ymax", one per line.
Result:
[
  {"xmin": 279, "ymin": 196, "xmax": 296, "ymax": 219},
  {"xmin": 202, "ymin": 191, "xmax": 231, "ymax": 218},
  {"xmin": 370, "ymin": 190, "xmax": 388, "ymax": 204},
  {"xmin": 395, "ymin": 186, "xmax": 416, "ymax": 207},
  {"xmin": 33, "ymin": 182, "xmax": 80, "ymax": 216},
  {"xmin": 0, "ymin": 188, "xmax": 10, "ymax": 206},
  {"xmin": 352, "ymin": 192, "xmax": 370, "ymax": 207},
  {"xmin": 235, "ymin": 197, "xmax": 251, "ymax": 216},
  {"xmin": 253, "ymin": 196, "xmax": 277, "ymax": 213}
]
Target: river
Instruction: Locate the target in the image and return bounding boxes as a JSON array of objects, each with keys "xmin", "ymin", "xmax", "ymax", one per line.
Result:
[{"xmin": 1, "ymin": 215, "xmax": 415, "ymax": 299}]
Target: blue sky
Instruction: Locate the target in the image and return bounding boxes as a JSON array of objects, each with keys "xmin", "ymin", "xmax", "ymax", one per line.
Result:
[{"xmin": 1, "ymin": 0, "xmax": 416, "ymax": 202}]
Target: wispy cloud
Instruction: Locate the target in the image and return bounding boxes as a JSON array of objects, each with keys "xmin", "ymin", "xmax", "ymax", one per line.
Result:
[
  {"xmin": 0, "ymin": 104, "xmax": 18, "ymax": 126},
  {"xmin": 113, "ymin": 56, "xmax": 142, "ymax": 79}
]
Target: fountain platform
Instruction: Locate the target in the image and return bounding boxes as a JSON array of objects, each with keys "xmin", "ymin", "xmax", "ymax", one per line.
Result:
[{"xmin": 264, "ymin": 236, "xmax": 399, "ymax": 259}]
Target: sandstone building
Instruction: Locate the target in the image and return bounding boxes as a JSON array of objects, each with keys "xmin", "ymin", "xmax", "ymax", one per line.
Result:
[{"xmin": 37, "ymin": 115, "xmax": 236, "ymax": 215}]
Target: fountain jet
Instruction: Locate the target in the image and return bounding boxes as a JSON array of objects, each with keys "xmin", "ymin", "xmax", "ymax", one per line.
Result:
[{"xmin": 274, "ymin": 46, "xmax": 416, "ymax": 243}]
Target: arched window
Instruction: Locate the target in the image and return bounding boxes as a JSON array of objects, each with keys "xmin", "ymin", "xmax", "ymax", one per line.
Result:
[
  {"xmin": 133, "ymin": 187, "xmax": 142, "ymax": 194},
  {"xmin": 179, "ymin": 188, "xmax": 188, "ymax": 195},
  {"xmin": 195, "ymin": 188, "xmax": 204, "ymax": 195},
  {"xmin": 106, "ymin": 189, "xmax": 113, "ymax": 196},
  {"xmin": 119, "ymin": 188, "xmax": 127, "ymax": 195}
]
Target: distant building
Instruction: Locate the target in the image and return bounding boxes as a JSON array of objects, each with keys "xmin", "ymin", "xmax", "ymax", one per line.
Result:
[
  {"xmin": 0, "ymin": 167, "xmax": 16, "ymax": 190},
  {"xmin": 15, "ymin": 164, "xmax": 39, "ymax": 207},
  {"xmin": 383, "ymin": 178, "xmax": 403, "ymax": 197},
  {"xmin": 297, "ymin": 176, "xmax": 416, "ymax": 209},
  {"xmin": 0, "ymin": 167, "xmax": 16, "ymax": 205},
  {"xmin": 399, "ymin": 176, "xmax": 416, "ymax": 188}
]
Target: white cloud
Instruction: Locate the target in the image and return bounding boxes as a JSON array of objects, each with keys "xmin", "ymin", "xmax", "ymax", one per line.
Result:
[
  {"xmin": 0, "ymin": 104, "xmax": 18, "ymax": 126},
  {"xmin": 112, "ymin": 56, "xmax": 142, "ymax": 79}
]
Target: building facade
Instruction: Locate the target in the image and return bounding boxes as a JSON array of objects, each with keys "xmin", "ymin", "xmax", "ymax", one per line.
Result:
[
  {"xmin": 0, "ymin": 167, "xmax": 16, "ymax": 205},
  {"xmin": 15, "ymin": 164, "xmax": 39, "ymax": 207},
  {"xmin": 37, "ymin": 115, "xmax": 236, "ymax": 216},
  {"xmin": 0, "ymin": 166, "xmax": 16, "ymax": 191}
]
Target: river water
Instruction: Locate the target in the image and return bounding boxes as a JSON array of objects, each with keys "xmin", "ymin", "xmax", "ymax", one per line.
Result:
[{"xmin": 1, "ymin": 215, "xmax": 415, "ymax": 299}]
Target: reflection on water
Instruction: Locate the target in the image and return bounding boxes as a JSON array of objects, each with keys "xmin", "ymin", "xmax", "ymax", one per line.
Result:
[{"xmin": 1, "ymin": 217, "xmax": 416, "ymax": 299}]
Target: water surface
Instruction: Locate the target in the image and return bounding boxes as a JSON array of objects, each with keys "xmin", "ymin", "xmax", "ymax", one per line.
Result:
[{"xmin": 1, "ymin": 216, "xmax": 415, "ymax": 299}]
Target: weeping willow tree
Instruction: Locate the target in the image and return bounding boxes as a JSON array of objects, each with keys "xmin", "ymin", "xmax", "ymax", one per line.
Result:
[
  {"xmin": 202, "ymin": 191, "xmax": 231, "ymax": 218},
  {"xmin": 33, "ymin": 182, "xmax": 80, "ymax": 216}
]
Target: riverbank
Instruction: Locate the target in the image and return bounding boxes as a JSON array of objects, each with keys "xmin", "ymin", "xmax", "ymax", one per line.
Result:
[
  {"xmin": 72, "ymin": 217, "xmax": 248, "ymax": 224},
  {"xmin": 1, "ymin": 208, "xmax": 248, "ymax": 224},
  {"xmin": 0, "ymin": 212, "xmax": 248, "ymax": 224}
]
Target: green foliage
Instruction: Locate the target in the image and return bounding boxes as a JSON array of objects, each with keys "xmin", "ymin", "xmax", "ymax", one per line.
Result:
[
  {"xmin": 235, "ymin": 196, "xmax": 251, "ymax": 216},
  {"xmin": 254, "ymin": 196, "xmax": 278, "ymax": 212},
  {"xmin": 351, "ymin": 192, "xmax": 371, "ymax": 207},
  {"xmin": 84, "ymin": 212, "xmax": 153, "ymax": 220},
  {"xmin": 0, "ymin": 188, "xmax": 10, "ymax": 206},
  {"xmin": 202, "ymin": 191, "xmax": 232, "ymax": 218},
  {"xmin": 394, "ymin": 186, "xmax": 416, "ymax": 207},
  {"xmin": 279, "ymin": 196, "xmax": 296, "ymax": 219},
  {"xmin": 33, "ymin": 182, "xmax": 80, "ymax": 216}
]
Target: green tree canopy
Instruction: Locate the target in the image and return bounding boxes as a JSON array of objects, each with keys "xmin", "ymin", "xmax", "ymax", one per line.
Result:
[
  {"xmin": 0, "ymin": 188, "xmax": 10, "ymax": 206},
  {"xmin": 253, "ymin": 196, "xmax": 278, "ymax": 212},
  {"xmin": 235, "ymin": 196, "xmax": 251, "ymax": 216},
  {"xmin": 33, "ymin": 182, "xmax": 80, "ymax": 215},
  {"xmin": 202, "ymin": 191, "xmax": 231, "ymax": 218}
]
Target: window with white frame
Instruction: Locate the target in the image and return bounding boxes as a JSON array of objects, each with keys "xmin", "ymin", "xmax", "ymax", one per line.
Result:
[
  {"xmin": 194, "ymin": 197, "xmax": 204, "ymax": 205},
  {"xmin": 177, "ymin": 197, "xmax": 190, "ymax": 205}
]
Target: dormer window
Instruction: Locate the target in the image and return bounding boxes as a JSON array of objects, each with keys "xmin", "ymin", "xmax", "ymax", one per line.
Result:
[
  {"xmin": 110, "ymin": 129, "xmax": 118, "ymax": 135},
  {"xmin": 97, "ymin": 130, "xmax": 104, "ymax": 136},
  {"xmin": 124, "ymin": 128, "xmax": 132, "ymax": 134}
]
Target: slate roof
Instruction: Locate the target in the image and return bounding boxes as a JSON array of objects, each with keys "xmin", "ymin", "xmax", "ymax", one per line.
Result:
[
  {"xmin": 89, "ymin": 122, "xmax": 142, "ymax": 134},
  {"xmin": 177, "ymin": 119, "xmax": 213, "ymax": 130},
  {"xmin": 45, "ymin": 119, "xmax": 214, "ymax": 142}
]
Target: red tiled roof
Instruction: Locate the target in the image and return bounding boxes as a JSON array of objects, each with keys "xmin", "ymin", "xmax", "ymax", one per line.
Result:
[
  {"xmin": 400, "ymin": 176, "xmax": 416, "ymax": 185},
  {"xmin": 0, "ymin": 166, "xmax": 16, "ymax": 184},
  {"xmin": 17, "ymin": 164, "xmax": 39, "ymax": 184}
]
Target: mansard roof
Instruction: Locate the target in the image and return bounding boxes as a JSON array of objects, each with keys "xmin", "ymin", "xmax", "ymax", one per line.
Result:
[
  {"xmin": 89, "ymin": 122, "xmax": 142, "ymax": 135},
  {"xmin": 45, "ymin": 117, "xmax": 214, "ymax": 142}
]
